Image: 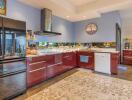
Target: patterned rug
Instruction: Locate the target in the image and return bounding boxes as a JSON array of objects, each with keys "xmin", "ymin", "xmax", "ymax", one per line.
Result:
[{"xmin": 26, "ymin": 69, "xmax": 132, "ymax": 100}]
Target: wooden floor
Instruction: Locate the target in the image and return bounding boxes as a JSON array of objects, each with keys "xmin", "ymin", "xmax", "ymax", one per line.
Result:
[{"xmin": 15, "ymin": 65, "xmax": 132, "ymax": 100}]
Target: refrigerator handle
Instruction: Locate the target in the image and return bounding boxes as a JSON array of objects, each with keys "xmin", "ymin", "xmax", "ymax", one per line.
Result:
[{"xmin": 1, "ymin": 29, "xmax": 4, "ymax": 59}]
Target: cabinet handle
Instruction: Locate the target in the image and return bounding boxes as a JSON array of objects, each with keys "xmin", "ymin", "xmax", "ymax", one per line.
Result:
[
  {"xmin": 63, "ymin": 56, "xmax": 70, "ymax": 58},
  {"xmin": 29, "ymin": 67, "xmax": 46, "ymax": 73},
  {"xmin": 47, "ymin": 62, "xmax": 63, "ymax": 68},
  {"xmin": 29, "ymin": 61, "xmax": 46, "ymax": 66}
]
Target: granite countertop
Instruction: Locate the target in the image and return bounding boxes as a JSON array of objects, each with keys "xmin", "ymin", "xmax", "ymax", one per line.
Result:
[
  {"xmin": 26, "ymin": 51, "xmax": 77, "ymax": 58},
  {"xmin": 26, "ymin": 52, "xmax": 62, "ymax": 58},
  {"xmin": 79, "ymin": 49, "xmax": 119, "ymax": 53},
  {"xmin": 26, "ymin": 48, "xmax": 119, "ymax": 58},
  {"xmin": 123, "ymin": 49, "xmax": 132, "ymax": 51}
]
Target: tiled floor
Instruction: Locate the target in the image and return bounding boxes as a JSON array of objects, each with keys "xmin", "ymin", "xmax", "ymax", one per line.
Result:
[{"xmin": 15, "ymin": 65, "xmax": 132, "ymax": 100}]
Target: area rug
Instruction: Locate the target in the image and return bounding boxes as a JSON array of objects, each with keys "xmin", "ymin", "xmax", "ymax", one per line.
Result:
[
  {"xmin": 118, "ymin": 65, "xmax": 128, "ymax": 71},
  {"xmin": 26, "ymin": 69, "xmax": 132, "ymax": 100}
]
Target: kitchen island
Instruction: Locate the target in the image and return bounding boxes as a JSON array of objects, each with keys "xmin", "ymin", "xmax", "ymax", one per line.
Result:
[{"xmin": 26, "ymin": 49, "xmax": 119, "ymax": 87}]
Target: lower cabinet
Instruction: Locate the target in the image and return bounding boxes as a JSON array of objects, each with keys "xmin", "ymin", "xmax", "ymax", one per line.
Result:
[
  {"xmin": 123, "ymin": 50, "xmax": 132, "ymax": 65},
  {"xmin": 111, "ymin": 53, "xmax": 120, "ymax": 74},
  {"xmin": 27, "ymin": 51, "xmax": 120, "ymax": 87},
  {"xmin": 27, "ymin": 52, "xmax": 77, "ymax": 87},
  {"xmin": 77, "ymin": 51, "xmax": 94, "ymax": 69},
  {"xmin": 27, "ymin": 61, "xmax": 47, "ymax": 87},
  {"xmin": 62, "ymin": 52, "xmax": 77, "ymax": 69}
]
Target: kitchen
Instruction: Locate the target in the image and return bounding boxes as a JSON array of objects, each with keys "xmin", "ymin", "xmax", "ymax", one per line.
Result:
[{"xmin": 0, "ymin": 0, "xmax": 132, "ymax": 100}]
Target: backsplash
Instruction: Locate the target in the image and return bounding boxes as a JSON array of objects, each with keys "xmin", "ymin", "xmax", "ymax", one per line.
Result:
[{"xmin": 34, "ymin": 42, "xmax": 116, "ymax": 49}]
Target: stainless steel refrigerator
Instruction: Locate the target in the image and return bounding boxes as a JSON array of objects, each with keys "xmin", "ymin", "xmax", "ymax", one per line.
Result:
[{"xmin": 0, "ymin": 17, "xmax": 27, "ymax": 100}]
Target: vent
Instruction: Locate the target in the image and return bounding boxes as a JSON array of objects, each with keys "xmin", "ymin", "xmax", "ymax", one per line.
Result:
[{"xmin": 35, "ymin": 8, "xmax": 61, "ymax": 36}]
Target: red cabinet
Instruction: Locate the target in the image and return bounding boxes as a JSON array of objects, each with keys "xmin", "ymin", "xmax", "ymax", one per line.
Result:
[
  {"xmin": 123, "ymin": 50, "xmax": 132, "ymax": 65},
  {"xmin": 62, "ymin": 52, "xmax": 77, "ymax": 70},
  {"xmin": 111, "ymin": 53, "xmax": 120, "ymax": 74},
  {"xmin": 46, "ymin": 54, "xmax": 63, "ymax": 79},
  {"xmin": 77, "ymin": 51, "xmax": 94, "ymax": 69},
  {"xmin": 27, "ymin": 59, "xmax": 47, "ymax": 87},
  {"xmin": 46, "ymin": 64, "xmax": 64, "ymax": 79}
]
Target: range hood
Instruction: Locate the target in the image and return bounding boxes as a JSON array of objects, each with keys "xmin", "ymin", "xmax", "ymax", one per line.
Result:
[{"xmin": 35, "ymin": 8, "xmax": 61, "ymax": 36}]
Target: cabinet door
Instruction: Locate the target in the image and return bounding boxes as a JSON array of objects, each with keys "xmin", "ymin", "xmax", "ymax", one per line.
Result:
[
  {"xmin": 3, "ymin": 18, "xmax": 26, "ymax": 30},
  {"xmin": 0, "ymin": 17, "xmax": 2, "ymax": 28},
  {"xmin": 111, "ymin": 53, "xmax": 119, "ymax": 74},
  {"xmin": 27, "ymin": 61, "xmax": 46, "ymax": 87},
  {"xmin": 46, "ymin": 63, "xmax": 63, "ymax": 79},
  {"xmin": 123, "ymin": 50, "xmax": 132, "ymax": 65},
  {"xmin": 62, "ymin": 52, "xmax": 77, "ymax": 69},
  {"xmin": 46, "ymin": 65, "xmax": 56, "ymax": 79}
]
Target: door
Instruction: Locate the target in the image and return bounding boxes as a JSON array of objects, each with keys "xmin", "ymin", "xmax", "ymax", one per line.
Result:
[
  {"xmin": 0, "ymin": 72, "xmax": 26, "ymax": 100},
  {"xmin": 3, "ymin": 30, "xmax": 26, "ymax": 60},
  {"xmin": 2, "ymin": 17, "xmax": 26, "ymax": 60},
  {"xmin": 0, "ymin": 59, "xmax": 26, "ymax": 77}
]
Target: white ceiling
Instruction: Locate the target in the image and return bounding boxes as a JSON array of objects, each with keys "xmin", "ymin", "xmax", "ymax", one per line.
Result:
[
  {"xmin": 18, "ymin": 0, "xmax": 132, "ymax": 22},
  {"xmin": 68, "ymin": 0, "xmax": 97, "ymax": 7}
]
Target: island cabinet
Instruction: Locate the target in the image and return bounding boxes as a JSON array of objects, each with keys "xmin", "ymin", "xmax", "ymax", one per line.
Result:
[
  {"xmin": 77, "ymin": 51, "xmax": 94, "ymax": 69},
  {"xmin": 62, "ymin": 52, "xmax": 77, "ymax": 70},
  {"xmin": 27, "ymin": 57, "xmax": 47, "ymax": 87},
  {"xmin": 123, "ymin": 50, "xmax": 132, "ymax": 65},
  {"xmin": 111, "ymin": 53, "xmax": 120, "ymax": 74}
]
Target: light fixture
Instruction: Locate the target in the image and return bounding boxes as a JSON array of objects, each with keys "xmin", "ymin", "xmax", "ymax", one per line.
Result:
[{"xmin": 66, "ymin": 16, "xmax": 70, "ymax": 18}]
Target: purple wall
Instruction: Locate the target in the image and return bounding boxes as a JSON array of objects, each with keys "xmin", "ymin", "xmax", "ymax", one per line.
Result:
[
  {"xmin": 73, "ymin": 11, "xmax": 121, "ymax": 43},
  {"xmin": 4, "ymin": 0, "xmax": 121, "ymax": 43}
]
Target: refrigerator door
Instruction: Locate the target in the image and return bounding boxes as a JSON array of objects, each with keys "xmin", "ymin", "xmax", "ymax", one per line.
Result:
[
  {"xmin": 0, "ymin": 72, "xmax": 26, "ymax": 100},
  {"xmin": 0, "ymin": 59, "xmax": 26, "ymax": 77},
  {"xmin": 2, "ymin": 17, "xmax": 26, "ymax": 60},
  {"xmin": 3, "ymin": 30, "xmax": 26, "ymax": 60}
]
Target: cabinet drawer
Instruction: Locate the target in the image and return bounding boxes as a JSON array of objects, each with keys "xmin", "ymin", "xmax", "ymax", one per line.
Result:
[
  {"xmin": 28, "ymin": 61, "xmax": 46, "ymax": 71},
  {"xmin": 46, "ymin": 63, "xmax": 63, "ymax": 79},
  {"xmin": 123, "ymin": 50, "xmax": 132, "ymax": 56},
  {"xmin": 27, "ymin": 67, "xmax": 46, "ymax": 87}
]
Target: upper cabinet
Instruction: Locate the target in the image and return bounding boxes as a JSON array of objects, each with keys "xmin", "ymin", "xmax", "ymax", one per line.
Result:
[
  {"xmin": 3, "ymin": 17, "xmax": 26, "ymax": 30},
  {"xmin": 0, "ymin": 17, "xmax": 2, "ymax": 28}
]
